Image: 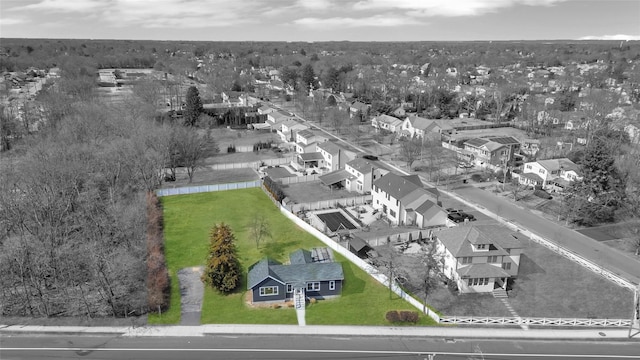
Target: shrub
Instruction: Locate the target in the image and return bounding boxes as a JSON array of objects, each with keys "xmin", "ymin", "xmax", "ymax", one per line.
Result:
[
  {"xmin": 309, "ymin": 297, "xmax": 317, "ymax": 304},
  {"xmin": 272, "ymin": 304, "xmax": 281, "ymax": 309},
  {"xmin": 385, "ymin": 310, "xmax": 400, "ymax": 323},
  {"xmin": 227, "ymin": 144, "xmax": 236, "ymax": 153},
  {"xmin": 399, "ymin": 311, "xmax": 419, "ymax": 323},
  {"xmin": 471, "ymin": 174, "xmax": 483, "ymax": 182}
]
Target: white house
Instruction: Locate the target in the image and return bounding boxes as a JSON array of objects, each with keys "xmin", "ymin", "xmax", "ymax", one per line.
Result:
[
  {"xmin": 371, "ymin": 172, "xmax": 446, "ymax": 228},
  {"xmin": 520, "ymin": 158, "xmax": 582, "ymax": 191},
  {"xmin": 295, "ymin": 130, "xmax": 328, "ymax": 154},
  {"xmin": 343, "ymin": 158, "xmax": 389, "ymax": 194},
  {"xmin": 278, "ymin": 119, "xmax": 308, "ymax": 143},
  {"xmin": 371, "ymin": 114, "xmax": 403, "ymax": 134},
  {"xmin": 317, "ymin": 141, "xmax": 357, "ymax": 173},
  {"xmin": 267, "ymin": 110, "xmax": 296, "ymax": 131},
  {"xmin": 400, "ymin": 115, "xmax": 454, "ymax": 139},
  {"xmin": 435, "ymin": 225, "xmax": 525, "ymax": 295}
]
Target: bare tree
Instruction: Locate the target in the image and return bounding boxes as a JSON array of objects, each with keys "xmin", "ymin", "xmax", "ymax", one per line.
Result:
[
  {"xmin": 400, "ymin": 137, "xmax": 422, "ymax": 170},
  {"xmin": 414, "ymin": 237, "xmax": 443, "ymax": 315},
  {"xmin": 248, "ymin": 213, "xmax": 271, "ymax": 249},
  {"xmin": 510, "ymin": 178, "xmax": 526, "ymax": 201}
]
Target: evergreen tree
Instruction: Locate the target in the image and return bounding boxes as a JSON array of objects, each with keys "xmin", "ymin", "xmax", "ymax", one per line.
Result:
[
  {"xmin": 183, "ymin": 86, "xmax": 202, "ymax": 127},
  {"xmin": 202, "ymin": 223, "xmax": 241, "ymax": 293},
  {"xmin": 301, "ymin": 64, "xmax": 317, "ymax": 92},
  {"xmin": 563, "ymin": 136, "xmax": 626, "ymax": 226}
]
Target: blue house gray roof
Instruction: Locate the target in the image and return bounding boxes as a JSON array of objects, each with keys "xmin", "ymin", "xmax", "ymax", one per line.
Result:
[{"xmin": 247, "ymin": 249, "xmax": 344, "ymax": 290}]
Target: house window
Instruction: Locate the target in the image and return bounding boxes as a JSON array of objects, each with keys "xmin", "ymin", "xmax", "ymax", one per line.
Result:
[
  {"xmin": 468, "ymin": 278, "xmax": 489, "ymax": 286},
  {"xmin": 286, "ymin": 284, "xmax": 293, "ymax": 293},
  {"xmin": 329, "ymin": 281, "xmax": 335, "ymax": 290},
  {"xmin": 487, "ymin": 255, "xmax": 498, "ymax": 263},
  {"xmin": 259, "ymin": 286, "xmax": 278, "ymax": 296},
  {"xmin": 477, "ymin": 244, "xmax": 486, "ymax": 250},
  {"xmin": 307, "ymin": 282, "xmax": 320, "ymax": 291},
  {"xmin": 461, "ymin": 257, "xmax": 472, "ymax": 264},
  {"xmin": 389, "ymin": 209, "xmax": 396, "ymax": 218},
  {"xmin": 396, "ymin": 199, "xmax": 399, "ymax": 206},
  {"xmin": 502, "ymin": 262, "xmax": 512, "ymax": 270}
]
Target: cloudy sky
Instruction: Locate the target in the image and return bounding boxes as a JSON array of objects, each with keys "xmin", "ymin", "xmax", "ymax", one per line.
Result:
[{"xmin": 1, "ymin": 0, "xmax": 639, "ymax": 41}]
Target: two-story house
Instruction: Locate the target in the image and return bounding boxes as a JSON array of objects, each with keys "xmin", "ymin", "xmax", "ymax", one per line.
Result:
[
  {"xmin": 343, "ymin": 158, "xmax": 389, "ymax": 194},
  {"xmin": 317, "ymin": 141, "xmax": 357, "ymax": 173},
  {"xmin": 371, "ymin": 114, "xmax": 403, "ymax": 134},
  {"xmin": 435, "ymin": 225, "xmax": 525, "ymax": 295},
  {"xmin": 295, "ymin": 130, "xmax": 328, "ymax": 154},
  {"xmin": 463, "ymin": 136, "xmax": 521, "ymax": 168},
  {"xmin": 278, "ymin": 119, "xmax": 309, "ymax": 143},
  {"xmin": 371, "ymin": 172, "xmax": 446, "ymax": 228},
  {"xmin": 267, "ymin": 110, "xmax": 296, "ymax": 131},
  {"xmin": 520, "ymin": 158, "xmax": 582, "ymax": 191},
  {"xmin": 349, "ymin": 101, "xmax": 371, "ymax": 119}
]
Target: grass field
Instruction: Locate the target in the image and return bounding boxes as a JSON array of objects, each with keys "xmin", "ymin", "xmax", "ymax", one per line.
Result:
[{"xmin": 149, "ymin": 188, "xmax": 435, "ymax": 325}]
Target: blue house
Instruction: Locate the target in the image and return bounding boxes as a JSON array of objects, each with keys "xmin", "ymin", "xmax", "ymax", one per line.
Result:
[{"xmin": 247, "ymin": 248, "xmax": 344, "ymax": 304}]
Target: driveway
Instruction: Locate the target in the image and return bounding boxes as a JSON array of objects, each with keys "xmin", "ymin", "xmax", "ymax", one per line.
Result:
[{"xmin": 451, "ymin": 185, "xmax": 640, "ymax": 286}]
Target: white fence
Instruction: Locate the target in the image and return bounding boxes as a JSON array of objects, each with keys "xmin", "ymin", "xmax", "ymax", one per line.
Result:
[
  {"xmin": 277, "ymin": 174, "xmax": 319, "ymax": 185},
  {"xmin": 209, "ymin": 156, "xmax": 294, "ymax": 171},
  {"xmin": 288, "ymin": 195, "xmax": 372, "ymax": 213},
  {"xmin": 440, "ymin": 316, "xmax": 630, "ymax": 327},
  {"xmin": 278, "ymin": 204, "xmax": 442, "ymax": 323},
  {"xmin": 156, "ymin": 180, "xmax": 261, "ymax": 197}
]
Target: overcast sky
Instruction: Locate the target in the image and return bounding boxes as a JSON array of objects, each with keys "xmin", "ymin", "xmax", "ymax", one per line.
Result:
[{"xmin": 1, "ymin": 0, "xmax": 639, "ymax": 42}]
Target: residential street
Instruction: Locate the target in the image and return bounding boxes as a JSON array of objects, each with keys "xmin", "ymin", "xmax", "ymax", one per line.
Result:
[
  {"xmin": 451, "ymin": 185, "xmax": 640, "ymax": 287},
  {"xmin": 3, "ymin": 333, "xmax": 640, "ymax": 360}
]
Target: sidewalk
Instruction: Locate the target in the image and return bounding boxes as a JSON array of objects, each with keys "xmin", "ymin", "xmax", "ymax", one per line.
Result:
[{"xmin": 1, "ymin": 324, "xmax": 638, "ymax": 340}]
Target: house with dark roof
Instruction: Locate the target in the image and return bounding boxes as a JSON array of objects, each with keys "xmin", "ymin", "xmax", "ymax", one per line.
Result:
[
  {"xmin": 372, "ymin": 172, "xmax": 446, "ymax": 228},
  {"xmin": 434, "ymin": 225, "xmax": 525, "ymax": 295},
  {"xmin": 349, "ymin": 101, "xmax": 371, "ymax": 119},
  {"xmin": 247, "ymin": 248, "xmax": 344, "ymax": 304},
  {"xmin": 520, "ymin": 158, "xmax": 582, "ymax": 191},
  {"xmin": 462, "ymin": 136, "xmax": 521, "ymax": 168}
]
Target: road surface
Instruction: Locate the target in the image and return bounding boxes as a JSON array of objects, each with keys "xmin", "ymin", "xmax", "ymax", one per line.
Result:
[{"xmin": 3, "ymin": 334, "xmax": 640, "ymax": 360}]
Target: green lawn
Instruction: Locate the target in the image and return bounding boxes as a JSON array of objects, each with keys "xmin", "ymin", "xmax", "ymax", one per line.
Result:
[{"xmin": 148, "ymin": 188, "xmax": 436, "ymax": 325}]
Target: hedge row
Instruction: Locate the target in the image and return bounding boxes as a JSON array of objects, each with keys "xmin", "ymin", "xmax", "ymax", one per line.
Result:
[
  {"xmin": 385, "ymin": 310, "xmax": 420, "ymax": 323},
  {"xmin": 263, "ymin": 176, "xmax": 285, "ymax": 202},
  {"xmin": 146, "ymin": 192, "xmax": 170, "ymax": 313}
]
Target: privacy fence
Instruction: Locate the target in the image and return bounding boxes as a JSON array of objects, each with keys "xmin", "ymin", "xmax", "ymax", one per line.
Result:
[
  {"xmin": 208, "ymin": 156, "xmax": 294, "ymax": 171},
  {"xmin": 155, "ymin": 180, "xmax": 261, "ymax": 197},
  {"xmin": 287, "ymin": 195, "xmax": 372, "ymax": 213}
]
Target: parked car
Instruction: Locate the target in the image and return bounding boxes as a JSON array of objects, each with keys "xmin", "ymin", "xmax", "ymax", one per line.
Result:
[
  {"xmin": 458, "ymin": 162, "xmax": 473, "ymax": 168},
  {"xmin": 458, "ymin": 211, "xmax": 476, "ymax": 221},
  {"xmin": 447, "ymin": 212, "xmax": 465, "ymax": 223},
  {"xmin": 362, "ymin": 154, "xmax": 379, "ymax": 161}
]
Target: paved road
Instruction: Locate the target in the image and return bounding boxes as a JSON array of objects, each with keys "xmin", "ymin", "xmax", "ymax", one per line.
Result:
[
  {"xmin": 3, "ymin": 334, "xmax": 640, "ymax": 360},
  {"xmin": 451, "ymin": 185, "xmax": 640, "ymax": 287}
]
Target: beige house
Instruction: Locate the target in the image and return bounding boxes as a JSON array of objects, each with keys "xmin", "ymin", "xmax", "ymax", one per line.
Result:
[{"xmin": 435, "ymin": 225, "xmax": 525, "ymax": 296}]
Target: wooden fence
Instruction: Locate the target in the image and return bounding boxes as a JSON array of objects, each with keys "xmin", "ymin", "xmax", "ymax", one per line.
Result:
[{"xmin": 277, "ymin": 174, "xmax": 319, "ymax": 185}]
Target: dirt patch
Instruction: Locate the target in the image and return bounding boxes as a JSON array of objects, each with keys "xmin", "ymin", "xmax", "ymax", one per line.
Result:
[{"xmin": 160, "ymin": 168, "xmax": 258, "ymax": 188}]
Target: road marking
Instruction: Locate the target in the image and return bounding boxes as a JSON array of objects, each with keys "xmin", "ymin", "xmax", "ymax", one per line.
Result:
[{"xmin": 3, "ymin": 347, "xmax": 640, "ymax": 358}]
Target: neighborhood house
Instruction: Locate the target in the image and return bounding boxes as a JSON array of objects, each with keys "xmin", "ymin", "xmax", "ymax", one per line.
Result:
[
  {"xmin": 435, "ymin": 225, "xmax": 525, "ymax": 296},
  {"xmin": 372, "ymin": 172, "xmax": 447, "ymax": 228},
  {"xmin": 247, "ymin": 248, "xmax": 344, "ymax": 304},
  {"xmin": 519, "ymin": 158, "xmax": 582, "ymax": 191}
]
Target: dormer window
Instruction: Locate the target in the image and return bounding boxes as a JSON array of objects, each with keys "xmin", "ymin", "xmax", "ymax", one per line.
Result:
[{"xmin": 476, "ymin": 244, "xmax": 487, "ymax": 250}]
